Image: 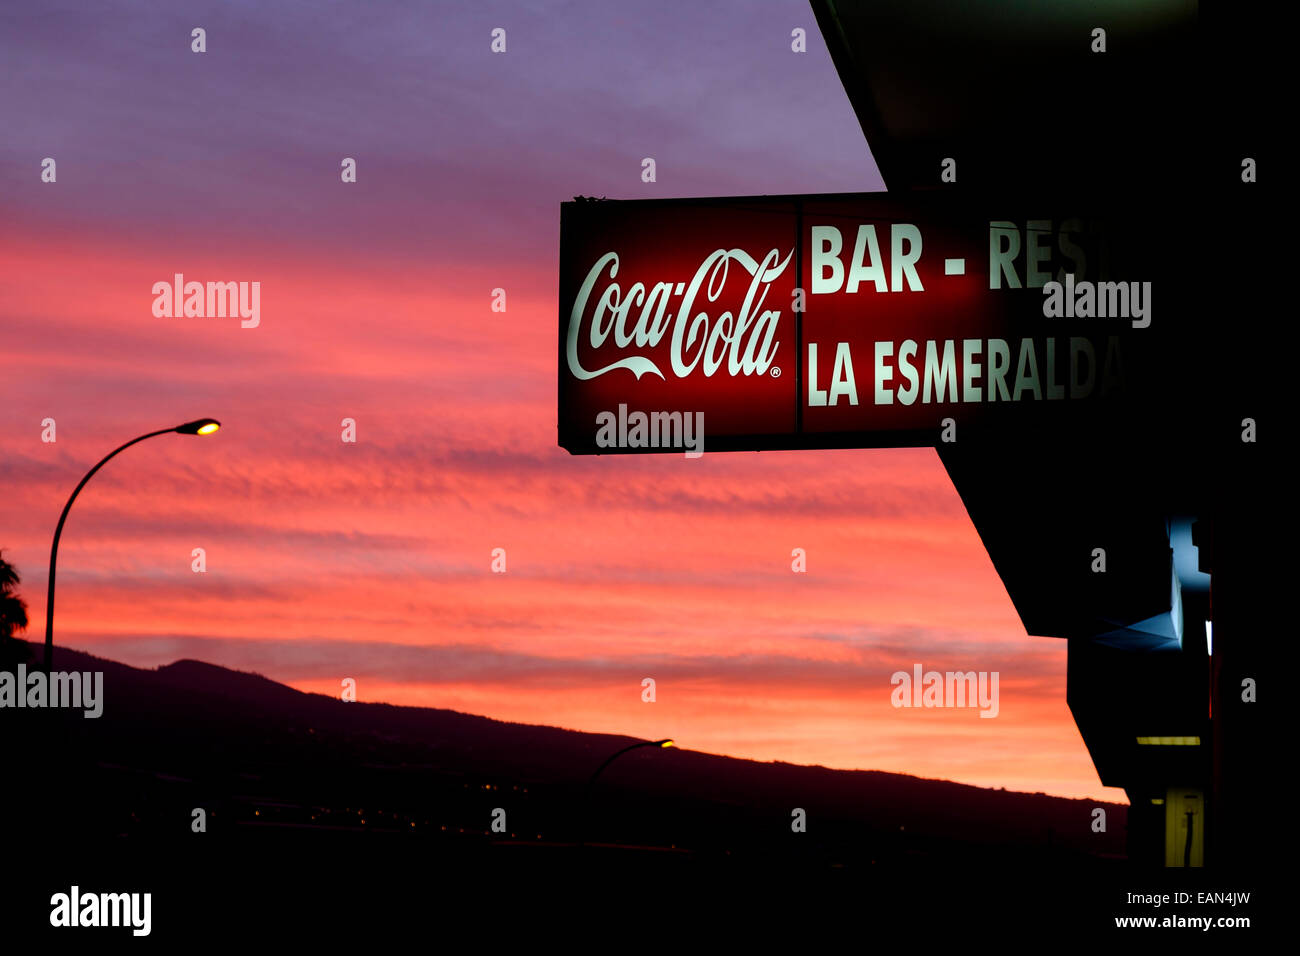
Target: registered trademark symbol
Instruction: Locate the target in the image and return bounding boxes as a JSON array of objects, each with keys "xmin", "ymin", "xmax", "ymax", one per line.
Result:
[{"xmin": 770, "ymin": 366, "xmax": 781, "ymax": 378}]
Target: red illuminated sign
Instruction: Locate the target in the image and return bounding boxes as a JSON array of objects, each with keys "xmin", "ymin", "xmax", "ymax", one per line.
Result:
[{"xmin": 558, "ymin": 193, "xmax": 1154, "ymax": 454}]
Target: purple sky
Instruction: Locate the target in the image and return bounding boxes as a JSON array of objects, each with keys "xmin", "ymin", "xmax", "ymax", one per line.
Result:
[{"xmin": 0, "ymin": 2, "xmax": 1120, "ymax": 801}]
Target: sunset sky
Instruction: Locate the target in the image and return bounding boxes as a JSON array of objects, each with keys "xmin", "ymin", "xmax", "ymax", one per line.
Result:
[{"xmin": 1, "ymin": 0, "xmax": 1123, "ymax": 801}]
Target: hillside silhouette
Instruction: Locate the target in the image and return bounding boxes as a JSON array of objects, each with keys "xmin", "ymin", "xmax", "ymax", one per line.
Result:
[{"xmin": 6, "ymin": 640, "xmax": 1125, "ymax": 863}]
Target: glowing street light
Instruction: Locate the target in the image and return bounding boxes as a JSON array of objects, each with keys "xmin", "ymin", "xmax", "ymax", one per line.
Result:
[
  {"xmin": 44, "ymin": 419, "xmax": 222, "ymax": 672},
  {"xmin": 177, "ymin": 418, "xmax": 221, "ymax": 436},
  {"xmin": 580, "ymin": 738, "xmax": 675, "ymax": 848}
]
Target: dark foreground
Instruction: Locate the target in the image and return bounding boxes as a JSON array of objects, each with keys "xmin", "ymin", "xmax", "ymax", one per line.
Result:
[
  {"xmin": 9, "ymin": 828, "xmax": 1262, "ymax": 942},
  {"xmin": 1, "ymin": 644, "xmax": 1264, "ymax": 939}
]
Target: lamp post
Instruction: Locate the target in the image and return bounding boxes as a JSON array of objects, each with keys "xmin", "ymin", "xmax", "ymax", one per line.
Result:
[
  {"xmin": 44, "ymin": 418, "xmax": 221, "ymax": 673},
  {"xmin": 580, "ymin": 738, "xmax": 674, "ymax": 848}
]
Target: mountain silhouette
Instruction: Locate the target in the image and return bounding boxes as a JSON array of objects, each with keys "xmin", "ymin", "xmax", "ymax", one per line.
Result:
[{"xmin": 6, "ymin": 639, "xmax": 1126, "ymax": 863}]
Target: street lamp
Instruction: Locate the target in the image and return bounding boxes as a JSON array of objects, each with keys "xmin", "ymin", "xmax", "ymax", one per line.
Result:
[
  {"xmin": 43, "ymin": 418, "xmax": 221, "ymax": 672},
  {"xmin": 580, "ymin": 738, "xmax": 674, "ymax": 847}
]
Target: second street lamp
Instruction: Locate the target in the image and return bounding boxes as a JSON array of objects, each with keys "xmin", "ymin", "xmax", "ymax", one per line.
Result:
[
  {"xmin": 580, "ymin": 738, "xmax": 674, "ymax": 848},
  {"xmin": 44, "ymin": 418, "xmax": 222, "ymax": 673}
]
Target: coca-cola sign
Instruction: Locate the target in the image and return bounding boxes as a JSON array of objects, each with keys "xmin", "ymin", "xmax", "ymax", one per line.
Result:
[
  {"xmin": 558, "ymin": 193, "xmax": 1160, "ymax": 454},
  {"xmin": 565, "ymin": 247, "xmax": 791, "ymax": 382}
]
